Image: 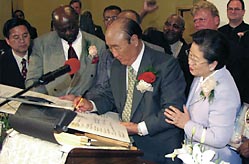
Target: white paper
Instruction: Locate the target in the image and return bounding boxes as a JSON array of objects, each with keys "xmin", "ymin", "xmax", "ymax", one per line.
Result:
[
  {"xmin": 69, "ymin": 112, "xmax": 130, "ymax": 143},
  {"xmin": 0, "ymin": 84, "xmax": 74, "ymax": 114}
]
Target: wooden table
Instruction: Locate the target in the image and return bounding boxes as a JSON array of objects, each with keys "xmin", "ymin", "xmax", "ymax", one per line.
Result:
[{"xmin": 65, "ymin": 148, "xmax": 156, "ymax": 164}]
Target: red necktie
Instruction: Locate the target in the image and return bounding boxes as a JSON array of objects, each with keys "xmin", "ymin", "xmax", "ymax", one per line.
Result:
[
  {"xmin": 21, "ymin": 58, "xmax": 27, "ymax": 79},
  {"xmin": 68, "ymin": 43, "xmax": 78, "ymax": 59}
]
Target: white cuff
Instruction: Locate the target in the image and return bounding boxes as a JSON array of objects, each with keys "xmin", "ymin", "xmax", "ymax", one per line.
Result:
[{"xmin": 138, "ymin": 121, "xmax": 148, "ymax": 136}]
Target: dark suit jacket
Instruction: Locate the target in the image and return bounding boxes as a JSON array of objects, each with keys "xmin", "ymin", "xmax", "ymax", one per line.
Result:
[
  {"xmin": 0, "ymin": 40, "xmax": 10, "ymax": 55},
  {"xmin": 218, "ymin": 22, "xmax": 249, "ymax": 103},
  {"xmin": 142, "ymin": 30, "xmax": 193, "ymax": 96},
  {"xmin": 0, "ymin": 49, "xmax": 27, "ymax": 89},
  {"xmin": 93, "ymin": 46, "xmax": 186, "ymax": 163}
]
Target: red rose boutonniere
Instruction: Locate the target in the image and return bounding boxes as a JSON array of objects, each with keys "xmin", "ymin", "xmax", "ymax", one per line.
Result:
[
  {"xmin": 88, "ymin": 45, "xmax": 99, "ymax": 64},
  {"xmin": 136, "ymin": 67, "xmax": 157, "ymax": 93}
]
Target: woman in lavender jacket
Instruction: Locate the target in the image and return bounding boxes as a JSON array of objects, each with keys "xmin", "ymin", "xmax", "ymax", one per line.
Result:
[{"xmin": 164, "ymin": 29, "xmax": 241, "ymax": 163}]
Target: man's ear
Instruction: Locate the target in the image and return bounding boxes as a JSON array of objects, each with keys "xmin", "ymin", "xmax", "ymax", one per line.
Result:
[
  {"xmin": 214, "ymin": 16, "xmax": 220, "ymax": 28},
  {"xmin": 5, "ymin": 38, "xmax": 10, "ymax": 46},
  {"xmin": 130, "ymin": 34, "xmax": 139, "ymax": 46}
]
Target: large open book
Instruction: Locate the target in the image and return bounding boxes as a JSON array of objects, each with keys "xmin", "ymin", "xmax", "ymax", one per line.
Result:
[
  {"xmin": 0, "ymin": 84, "xmax": 133, "ymax": 150},
  {"xmin": 65, "ymin": 112, "xmax": 132, "ymax": 148}
]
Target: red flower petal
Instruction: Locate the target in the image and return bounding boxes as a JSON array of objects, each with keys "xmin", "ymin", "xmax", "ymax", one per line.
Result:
[
  {"xmin": 91, "ymin": 56, "xmax": 99, "ymax": 64},
  {"xmin": 138, "ymin": 72, "xmax": 156, "ymax": 83}
]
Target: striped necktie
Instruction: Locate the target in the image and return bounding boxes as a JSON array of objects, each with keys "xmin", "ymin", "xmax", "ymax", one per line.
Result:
[
  {"xmin": 122, "ymin": 66, "xmax": 136, "ymax": 122},
  {"xmin": 21, "ymin": 58, "xmax": 27, "ymax": 79}
]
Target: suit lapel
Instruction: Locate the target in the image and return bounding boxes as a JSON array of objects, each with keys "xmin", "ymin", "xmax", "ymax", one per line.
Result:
[
  {"xmin": 45, "ymin": 35, "xmax": 72, "ymax": 92},
  {"xmin": 111, "ymin": 60, "xmax": 127, "ymax": 110},
  {"xmin": 130, "ymin": 47, "xmax": 152, "ymax": 119},
  {"xmin": 186, "ymin": 77, "xmax": 202, "ymax": 107}
]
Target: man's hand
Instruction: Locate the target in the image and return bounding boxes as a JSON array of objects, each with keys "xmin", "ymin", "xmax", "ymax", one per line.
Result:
[
  {"xmin": 59, "ymin": 94, "xmax": 76, "ymax": 101},
  {"xmin": 74, "ymin": 96, "xmax": 93, "ymax": 112},
  {"xmin": 238, "ymin": 136, "xmax": 249, "ymax": 158},
  {"xmin": 120, "ymin": 122, "xmax": 139, "ymax": 135},
  {"xmin": 140, "ymin": 0, "xmax": 159, "ymax": 21}
]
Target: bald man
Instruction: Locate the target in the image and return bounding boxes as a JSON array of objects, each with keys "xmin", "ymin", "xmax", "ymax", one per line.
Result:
[{"xmin": 26, "ymin": 5, "xmax": 106, "ymax": 97}]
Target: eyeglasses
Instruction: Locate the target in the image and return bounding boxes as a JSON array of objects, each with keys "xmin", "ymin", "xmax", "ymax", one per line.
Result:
[
  {"xmin": 104, "ymin": 16, "xmax": 117, "ymax": 22},
  {"xmin": 227, "ymin": 7, "xmax": 243, "ymax": 12},
  {"xmin": 193, "ymin": 18, "xmax": 207, "ymax": 24},
  {"xmin": 186, "ymin": 49, "xmax": 207, "ymax": 65}
]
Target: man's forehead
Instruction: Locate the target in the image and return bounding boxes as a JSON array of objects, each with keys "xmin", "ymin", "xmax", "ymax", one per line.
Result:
[
  {"xmin": 53, "ymin": 6, "xmax": 77, "ymax": 19},
  {"xmin": 167, "ymin": 17, "xmax": 181, "ymax": 23},
  {"xmin": 10, "ymin": 25, "xmax": 28, "ymax": 32},
  {"xmin": 194, "ymin": 9, "xmax": 212, "ymax": 17}
]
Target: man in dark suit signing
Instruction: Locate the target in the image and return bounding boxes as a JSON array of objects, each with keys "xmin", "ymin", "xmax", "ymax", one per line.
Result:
[
  {"xmin": 0, "ymin": 18, "xmax": 32, "ymax": 89},
  {"xmin": 75, "ymin": 18, "xmax": 186, "ymax": 164}
]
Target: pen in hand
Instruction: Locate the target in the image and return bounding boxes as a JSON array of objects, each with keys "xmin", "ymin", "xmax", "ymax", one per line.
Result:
[{"xmin": 74, "ymin": 90, "xmax": 88, "ymax": 111}]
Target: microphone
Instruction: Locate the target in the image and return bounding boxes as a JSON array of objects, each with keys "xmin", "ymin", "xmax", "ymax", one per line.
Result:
[
  {"xmin": 0, "ymin": 58, "xmax": 80, "ymax": 107},
  {"xmin": 38, "ymin": 58, "xmax": 80, "ymax": 85}
]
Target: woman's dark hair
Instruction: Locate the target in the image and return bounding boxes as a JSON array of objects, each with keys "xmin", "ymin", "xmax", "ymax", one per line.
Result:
[{"xmin": 191, "ymin": 29, "xmax": 229, "ymax": 70}]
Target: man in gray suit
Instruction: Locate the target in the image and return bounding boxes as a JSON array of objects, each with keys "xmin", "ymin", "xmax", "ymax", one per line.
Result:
[
  {"xmin": 75, "ymin": 18, "xmax": 186, "ymax": 164},
  {"xmin": 26, "ymin": 5, "xmax": 106, "ymax": 97}
]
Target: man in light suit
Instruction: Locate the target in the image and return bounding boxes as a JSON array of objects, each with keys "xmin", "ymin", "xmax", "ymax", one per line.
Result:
[
  {"xmin": 26, "ymin": 5, "xmax": 106, "ymax": 97},
  {"xmin": 75, "ymin": 18, "xmax": 186, "ymax": 163}
]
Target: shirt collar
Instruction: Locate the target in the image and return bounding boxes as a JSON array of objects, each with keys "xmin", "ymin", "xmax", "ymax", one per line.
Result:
[
  {"xmin": 130, "ymin": 42, "xmax": 145, "ymax": 74},
  {"xmin": 61, "ymin": 30, "xmax": 82, "ymax": 59},
  {"xmin": 12, "ymin": 49, "xmax": 28, "ymax": 62}
]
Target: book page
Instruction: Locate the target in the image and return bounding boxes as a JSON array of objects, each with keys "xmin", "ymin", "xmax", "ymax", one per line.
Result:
[
  {"xmin": 68, "ymin": 112, "xmax": 130, "ymax": 143},
  {"xmin": 0, "ymin": 84, "xmax": 74, "ymax": 114}
]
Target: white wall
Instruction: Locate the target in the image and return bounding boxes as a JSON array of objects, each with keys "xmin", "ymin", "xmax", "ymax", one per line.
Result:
[{"xmin": 208, "ymin": 0, "xmax": 249, "ymax": 27}]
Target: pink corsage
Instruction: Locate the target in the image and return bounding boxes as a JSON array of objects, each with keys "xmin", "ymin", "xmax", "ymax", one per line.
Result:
[{"xmin": 88, "ymin": 45, "xmax": 99, "ymax": 64}]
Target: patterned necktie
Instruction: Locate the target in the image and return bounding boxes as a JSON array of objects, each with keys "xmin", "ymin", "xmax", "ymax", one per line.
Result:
[
  {"xmin": 122, "ymin": 66, "xmax": 136, "ymax": 122},
  {"xmin": 68, "ymin": 43, "xmax": 78, "ymax": 59},
  {"xmin": 21, "ymin": 58, "xmax": 27, "ymax": 79}
]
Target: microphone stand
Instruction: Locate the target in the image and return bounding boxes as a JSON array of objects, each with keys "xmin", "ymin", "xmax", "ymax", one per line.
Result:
[
  {"xmin": 0, "ymin": 62, "xmax": 73, "ymax": 107},
  {"xmin": 0, "ymin": 80, "xmax": 43, "ymax": 107}
]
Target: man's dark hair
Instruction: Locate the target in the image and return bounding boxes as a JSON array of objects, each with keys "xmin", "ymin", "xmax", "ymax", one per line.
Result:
[
  {"xmin": 227, "ymin": 0, "xmax": 245, "ymax": 10},
  {"xmin": 69, "ymin": 0, "xmax": 82, "ymax": 8},
  {"xmin": 3, "ymin": 18, "xmax": 31, "ymax": 38},
  {"xmin": 12, "ymin": 9, "xmax": 25, "ymax": 18},
  {"xmin": 120, "ymin": 9, "xmax": 141, "ymax": 25},
  {"xmin": 103, "ymin": 5, "xmax": 122, "ymax": 16},
  {"xmin": 118, "ymin": 18, "xmax": 142, "ymax": 43}
]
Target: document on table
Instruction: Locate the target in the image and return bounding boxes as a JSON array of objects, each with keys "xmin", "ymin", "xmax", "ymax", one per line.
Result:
[
  {"xmin": 68, "ymin": 112, "xmax": 130, "ymax": 143},
  {"xmin": 0, "ymin": 84, "xmax": 74, "ymax": 114}
]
